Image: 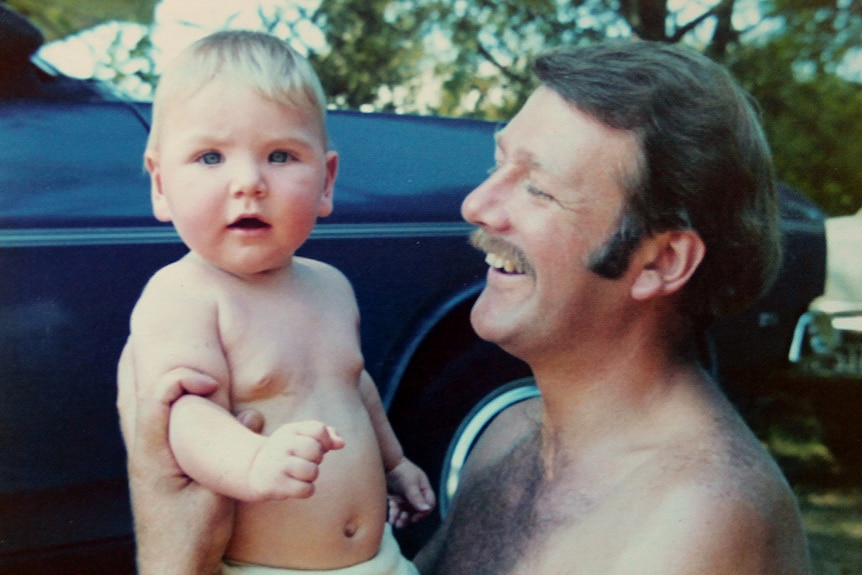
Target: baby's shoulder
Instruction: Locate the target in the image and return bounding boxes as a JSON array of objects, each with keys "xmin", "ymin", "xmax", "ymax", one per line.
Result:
[
  {"xmin": 146, "ymin": 255, "xmax": 201, "ymax": 284},
  {"xmin": 294, "ymin": 257, "xmax": 356, "ymax": 300},
  {"xmin": 294, "ymin": 256, "xmax": 348, "ymax": 280},
  {"xmin": 133, "ymin": 256, "xmax": 218, "ymax": 317}
]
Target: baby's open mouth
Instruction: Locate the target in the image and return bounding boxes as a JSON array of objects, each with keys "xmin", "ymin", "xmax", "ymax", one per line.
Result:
[{"xmin": 229, "ymin": 217, "xmax": 270, "ymax": 230}]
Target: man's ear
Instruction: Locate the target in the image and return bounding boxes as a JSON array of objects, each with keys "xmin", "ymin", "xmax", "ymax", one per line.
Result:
[
  {"xmin": 318, "ymin": 150, "xmax": 338, "ymax": 218},
  {"xmin": 145, "ymin": 151, "xmax": 172, "ymax": 223},
  {"xmin": 631, "ymin": 230, "xmax": 705, "ymax": 301}
]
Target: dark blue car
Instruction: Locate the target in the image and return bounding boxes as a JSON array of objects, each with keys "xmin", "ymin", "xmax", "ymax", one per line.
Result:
[{"xmin": 0, "ymin": 11, "xmax": 826, "ymax": 573}]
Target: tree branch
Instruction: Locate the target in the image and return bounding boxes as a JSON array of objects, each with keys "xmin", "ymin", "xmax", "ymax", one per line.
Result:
[
  {"xmin": 669, "ymin": 7, "xmax": 718, "ymax": 43},
  {"xmin": 476, "ymin": 38, "xmax": 530, "ymax": 84}
]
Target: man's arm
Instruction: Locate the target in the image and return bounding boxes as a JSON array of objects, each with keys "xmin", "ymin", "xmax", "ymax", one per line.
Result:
[
  {"xmin": 119, "ymin": 264, "xmax": 246, "ymax": 574},
  {"xmin": 118, "ymin": 344, "xmax": 235, "ymax": 575}
]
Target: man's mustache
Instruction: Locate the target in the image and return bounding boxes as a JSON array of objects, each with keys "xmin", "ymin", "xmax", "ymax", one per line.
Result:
[{"xmin": 469, "ymin": 229, "xmax": 534, "ymax": 276}]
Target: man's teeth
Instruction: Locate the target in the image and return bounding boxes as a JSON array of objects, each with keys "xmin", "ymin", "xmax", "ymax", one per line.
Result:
[{"xmin": 485, "ymin": 253, "xmax": 523, "ymax": 274}]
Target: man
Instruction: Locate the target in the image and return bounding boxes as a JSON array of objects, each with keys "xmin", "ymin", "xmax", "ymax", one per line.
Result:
[
  {"xmin": 412, "ymin": 41, "xmax": 810, "ymax": 574},
  {"xmin": 119, "ymin": 40, "xmax": 811, "ymax": 574}
]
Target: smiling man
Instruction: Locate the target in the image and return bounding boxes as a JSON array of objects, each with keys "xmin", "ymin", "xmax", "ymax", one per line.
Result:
[{"xmin": 413, "ymin": 41, "xmax": 811, "ymax": 575}]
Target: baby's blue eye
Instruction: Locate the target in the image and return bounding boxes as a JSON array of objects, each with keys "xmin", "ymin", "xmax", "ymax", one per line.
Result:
[
  {"xmin": 269, "ymin": 151, "xmax": 292, "ymax": 163},
  {"xmin": 200, "ymin": 152, "xmax": 222, "ymax": 165}
]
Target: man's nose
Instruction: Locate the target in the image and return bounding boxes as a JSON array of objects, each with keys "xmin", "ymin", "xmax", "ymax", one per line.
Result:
[
  {"xmin": 231, "ymin": 160, "xmax": 268, "ymax": 198},
  {"xmin": 461, "ymin": 171, "xmax": 509, "ymax": 231}
]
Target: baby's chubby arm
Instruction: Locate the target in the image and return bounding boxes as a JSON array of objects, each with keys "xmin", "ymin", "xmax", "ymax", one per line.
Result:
[
  {"xmin": 317, "ymin": 261, "xmax": 435, "ymax": 523},
  {"xmin": 359, "ymin": 371, "xmax": 436, "ymax": 526},
  {"xmin": 170, "ymin": 396, "xmax": 344, "ymax": 501}
]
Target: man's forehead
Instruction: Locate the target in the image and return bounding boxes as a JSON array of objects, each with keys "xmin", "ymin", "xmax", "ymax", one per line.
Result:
[
  {"xmin": 497, "ymin": 88, "xmax": 640, "ymax": 179},
  {"xmin": 493, "ymin": 121, "xmax": 564, "ymax": 180}
]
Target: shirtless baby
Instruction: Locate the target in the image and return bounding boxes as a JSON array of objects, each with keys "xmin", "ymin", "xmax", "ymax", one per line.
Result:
[{"xmin": 119, "ymin": 30, "xmax": 434, "ymax": 575}]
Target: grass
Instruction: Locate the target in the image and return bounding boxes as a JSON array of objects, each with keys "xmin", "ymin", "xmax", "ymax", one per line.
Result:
[
  {"xmin": 798, "ymin": 488, "xmax": 862, "ymax": 574},
  {"xmin": 739, "ymin": 382, "xmax": 862, "ymax": 574}
]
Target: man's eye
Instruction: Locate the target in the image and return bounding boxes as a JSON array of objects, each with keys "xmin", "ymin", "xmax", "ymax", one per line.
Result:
[
  {"xmin": 527, "ymin": 185, "xmax": 553, "ymax": 200},
  {"xmin": 199, "ymin": 152, "xmax": 222, "ymax": 165},
  {"xmin": 269, "ymin": 150, "xmax": 293, "ymax": 163}
]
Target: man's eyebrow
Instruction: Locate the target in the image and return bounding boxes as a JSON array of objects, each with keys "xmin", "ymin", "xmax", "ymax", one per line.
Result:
[{"xmin": 493, "ymin": 129, "xmax": 552, "ymax": 173}]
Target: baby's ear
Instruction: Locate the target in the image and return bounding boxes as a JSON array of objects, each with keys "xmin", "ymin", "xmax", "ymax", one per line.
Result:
[
  {"xmin": 145, "ymin": 151, "xmax": 172, "ymax": 223},
  {"xmin": 318, "ymin": 150, "xmax": 339, "ymax": 218},
  {"xmin": 631, "ymin": 230, "xmax": 705, "ymax": 301}
]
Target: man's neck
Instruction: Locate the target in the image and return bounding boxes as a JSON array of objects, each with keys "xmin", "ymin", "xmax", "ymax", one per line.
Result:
[{"xmin": 529, "ymin": 333, "xmax": 710, "ymax": 480}]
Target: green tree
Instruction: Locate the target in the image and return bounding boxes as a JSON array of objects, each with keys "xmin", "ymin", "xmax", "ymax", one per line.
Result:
[
  {"xmin": 312, "ymin": 0, "xmax": 862, "ymax": 213},
  {"xmin": 729, "ymin": 41, "xmax": 862, "ymax": 215},
  {"xmin": 4, "ymin": 0, "xmax": 156, "ymax": 41},
  {"xmin": 309, "ymin": 0, "xmax": 428, "ymax": 111},
  {"xmin": 312, "ymin": 0, "xmax": 750, "ymax": 119},
  {"xmin": 726, "ymin": 0, "xmax": 862, "ymax": 214}
]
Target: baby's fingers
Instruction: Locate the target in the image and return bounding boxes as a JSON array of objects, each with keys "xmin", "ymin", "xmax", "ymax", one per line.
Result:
[
  {"xmin": 250, "ymin": 456, "xmax": 319, "ymax": 500},
  {"xmin": 291, "ymin": 420, "xmax": 346, "ymax": 453},
  {"xmin": 269, "ymin": 422, "xmax": 343, "ymax": 464},
  {"xmin": 322, "ymin": 425, "xmax": 346, "ymax": 451},
  {"xmin": 388, "ymin": 497, "xmax": 411, "ymax": 529},
  {"xmin": 281, "ymin": 456, "xmax": 320, "ymax": 484},
  {"xmin": 404, "ymin": 482, "xmax": 435, "ymax": 517}
]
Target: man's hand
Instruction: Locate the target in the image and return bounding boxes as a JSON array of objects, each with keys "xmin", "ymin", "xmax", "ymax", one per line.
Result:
[
  {"xmin": 248, "ymin": 420, "xmax": 345, "ymax": 501},
  {"xmin": 386, "ymin": 457, "xmax": 436, "ymax": 528},
  {"xmin": 117, "ymin": 344, "xmax": 262, "ymax": 575}
]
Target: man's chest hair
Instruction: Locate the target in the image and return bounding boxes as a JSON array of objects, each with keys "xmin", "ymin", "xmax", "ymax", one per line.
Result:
[{"xmin": 430, "ymin": 430, "xmax": 568, "ymax": 575}]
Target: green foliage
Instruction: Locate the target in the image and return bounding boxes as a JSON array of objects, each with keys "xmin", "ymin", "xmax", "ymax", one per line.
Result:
[
  {"xmin": 5, "ymin": 0, "xmax": 156, "ymax": 40},
  {"xmin": 725, "ymin": 0, "xmax": 862, "ymax": 215},
  {"xmin": 730, "ymin": 42, "xmax": 862, "ymax": 216},
  {"xmin": 309, "ymin": 0, "xmax": 428, "ymax": 111},
  {"xmin": 368, "ymin": 0, "xmax": 632, "ymax": 118},
  {"xmin": 310, "ymin": 0, "xmax": 862, "ymax": 214}
]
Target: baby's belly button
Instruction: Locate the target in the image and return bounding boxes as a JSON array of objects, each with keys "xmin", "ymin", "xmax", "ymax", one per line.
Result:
[
  {"xmin": 344, "ymin": 520, "xmax": 358, "ymax": 538},
  {"xmin": 340, "ymin": 514, "xmax": 382, "ymax": 546}
]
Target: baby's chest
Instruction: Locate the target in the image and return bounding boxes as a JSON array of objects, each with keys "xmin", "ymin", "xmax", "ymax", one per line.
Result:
[{"xmin": 218, "ymin": 300, "xmax": 362, "ymax": 402}]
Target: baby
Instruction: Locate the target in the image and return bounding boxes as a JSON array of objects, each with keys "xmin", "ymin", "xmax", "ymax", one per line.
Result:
[{"xmin": 119, "ymin": 30, "xmax": 434, "ymax": 574}]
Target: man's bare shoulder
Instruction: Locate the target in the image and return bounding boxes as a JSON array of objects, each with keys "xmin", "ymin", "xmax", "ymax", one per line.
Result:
[
  {"xmin": 614, "ymin": 468, "xmax": 810, "ymax": 574},
  {"xmin": 618, "ymin": 392, "xmax": 811, "ymax": 573},
  {"xmin": 527, "ymin": 428, "xmax": 811, "ymax": 575},
  {"xmin": 529, "ymin": 388, "xmax": 811, "ymax": 574}
]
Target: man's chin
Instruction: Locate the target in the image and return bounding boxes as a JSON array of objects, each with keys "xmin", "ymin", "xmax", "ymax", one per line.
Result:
[{"xmin": 469, "ymin": 299, "xmax": 520, "ymax": 353}]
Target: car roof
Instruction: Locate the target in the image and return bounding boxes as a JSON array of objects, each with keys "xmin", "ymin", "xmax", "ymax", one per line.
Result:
[{"xmin": 0, "ymin": 101, "xmax": 499, "ymax": 230}]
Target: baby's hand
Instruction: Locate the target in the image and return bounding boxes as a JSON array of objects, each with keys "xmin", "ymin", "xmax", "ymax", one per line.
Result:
[
  {"xmin": 248, "ymin": 420, "xmax": 344, "ymax": 501},
  {"xmin": 386, "ymin": 458, "xmax": 436, "ymax": 528}
]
